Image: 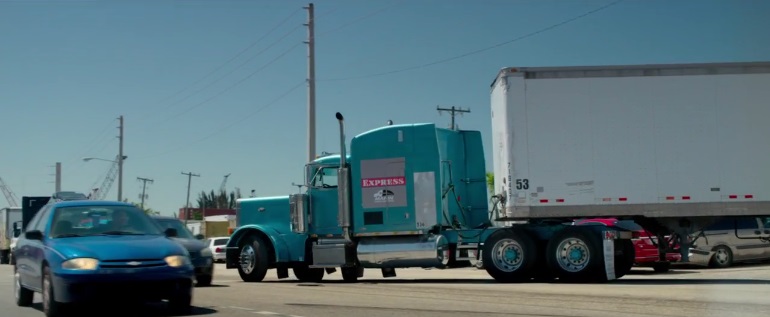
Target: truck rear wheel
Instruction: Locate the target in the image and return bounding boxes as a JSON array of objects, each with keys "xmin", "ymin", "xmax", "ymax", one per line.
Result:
[
  {"xmin": 546, "ymin": 226, "xmax": 604, "ymax": 283},
  {"xmin": 615, "ymin": 239, "xmax": 635, "ymax": 278},
  {"xmin": 237, "ymin": 235, "xmax": 270, "ymax": 282},
  {"xmin": 481, "ymin": 228, "xmax": 537, "ymax": 283}
]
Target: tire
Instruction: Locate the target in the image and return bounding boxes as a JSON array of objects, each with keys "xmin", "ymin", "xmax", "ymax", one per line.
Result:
[
  {"xmin": 546, "ymin": 226, "xmax": 604, "ymax": 283},
  {"xmin": 167, "ymin": 287, "xmax": 192, "ymax": 316},
  {"xmin": 481, "ymin": 228, "xmax": 538, "ymax": 283},
  {"xmin": 42, "ymin": 266, "xmax": 64, "ymax": 317},
  {"xmin": 652, "ymin": 262, "xmax": 671, "ymax": 273},
  {"xmin": 237, "ymin": 235, "xmax": 270, "ymax": 282},
  {"xmin": 710, "ymin": 245, "xmax": 733, "ymax": 268},
  {"xmin": 341, "ymin": 267, "xmax": 362, "ymax": 283},
  {"xmin": 293, "ymin": 266, "xmax": 325, "ymax": 283},
  {"xmin": 9, "ymin": 253, "xmax": 15, "ymax": 265},
  {"xmin": 14, "ymin": 267, "xmax": 33, "ymax": 307},
  {"xmin": 531, "ymin": 240, "xmax": 556, "ymax": 282},
  {"xmin": 615, "ymin": 239, "xmax": 635, "ymax": 278},
  {"xmin": 196, "ymin": 274, "xmax": 213, "ymax": 287}
]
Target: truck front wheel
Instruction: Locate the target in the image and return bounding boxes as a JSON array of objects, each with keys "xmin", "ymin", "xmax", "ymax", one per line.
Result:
[
  {"xmin": 237, "ymin": 235, "xmax": 270, "ymax": 282},
  {"xmin": 481, "ymin": 228, "xmax": 537, "ymax": 283}
]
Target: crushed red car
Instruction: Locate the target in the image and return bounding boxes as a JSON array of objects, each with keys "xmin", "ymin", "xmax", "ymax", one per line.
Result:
[{"xmin": 574, "ymin": 218, "xmax": 681, "ymax": 272}]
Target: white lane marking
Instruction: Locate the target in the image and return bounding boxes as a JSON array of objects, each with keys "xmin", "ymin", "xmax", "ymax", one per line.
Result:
[
  {"xmin": 253, "ymin": 312, "xmax": 280, "ymax": 315},
  {"xmin": 229, "ymin": 306, "xmax": 255, "ymax": 311}
]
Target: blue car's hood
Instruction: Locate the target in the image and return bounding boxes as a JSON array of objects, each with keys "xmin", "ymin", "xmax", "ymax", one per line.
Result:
[{"xmin": 50, "ymin": 235, "xmax": 186, "ymax": 261}]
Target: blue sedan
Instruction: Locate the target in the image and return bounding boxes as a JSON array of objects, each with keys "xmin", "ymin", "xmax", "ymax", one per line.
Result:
[{"xmin": 13, "ymin": 200, "xmax": 195, "ymax": 317}]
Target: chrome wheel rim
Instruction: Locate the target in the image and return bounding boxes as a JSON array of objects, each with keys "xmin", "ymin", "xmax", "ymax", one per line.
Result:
[
  {"xmin": 14, "ymin": 271, "xmax": 20, "ymax": 300},
  {"xmin": 556, "ymin": 238, "xmax": 590, "ymax": 272},
  {"xmin": 491, "ymin": 239, "xmax": 524, "ymax": 272},
  {"xmin": 715, "ymin": 248, "xmax": 730, "ymax": 265},
  {"xmin": 239, "ymin": 245, "xmax": 256, "ymax": 274}
]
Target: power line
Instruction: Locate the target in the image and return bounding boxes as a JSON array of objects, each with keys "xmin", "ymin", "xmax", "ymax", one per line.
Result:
[
  {"xmin": 137, "ymin": 177, "xmax": 154, "ymax": 209},
  {"xmin": 181, "ymin": 171, "xmax": 200, "ymax": 225},
  {"xmin": 133, "ymin": 8, "xmax": 303, "ymax": 124},
  {"xmin": 315, "ymin": 0, "xmax": 406, "ymax": 37},
  {"xmin": 133, "ymin": 80, "xmax": 306, "ymax": 160},
  {"xmin": 151, "ymin": 40, "xmax": 304, "ymax": 126},
  {"xmin": 318, "ymin": 0, "xmax": 624, "ymax": 82},
  {"xmin": 437, "ymin": 105, "xmax": 470, "ymax": 130},
  {"xmin": 149, "ymin": 25, "xmax": 304, "ymax": 126}
]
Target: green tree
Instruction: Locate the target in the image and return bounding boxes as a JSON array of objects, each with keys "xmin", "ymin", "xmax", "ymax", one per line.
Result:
[
  {"xmin": 196, "ymin": 187, "xmax": 242, "ymax": 209},
  {"xmin": 486, "ymin": 172, "xmax": 495, "ymax": 196},
  {"xmin": 128, "ymin": 201, "xmax": 160, "ymax": 215}
]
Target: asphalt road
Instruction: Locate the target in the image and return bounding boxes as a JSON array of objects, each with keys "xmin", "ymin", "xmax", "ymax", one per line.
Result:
[{"xmin": 2, "ymin": 263, "xmax": 770, "ymax": 317}]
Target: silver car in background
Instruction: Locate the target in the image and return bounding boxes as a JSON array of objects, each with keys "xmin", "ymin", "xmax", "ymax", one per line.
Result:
[{"xmin": 688, "ymin": 216, "xmax": 770, "ymax": 268}]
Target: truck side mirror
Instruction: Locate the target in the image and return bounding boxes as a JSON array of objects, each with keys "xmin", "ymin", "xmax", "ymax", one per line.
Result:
[{"xmin": 25, "ymin": 230, "xmax": 43, "ymax": 241}]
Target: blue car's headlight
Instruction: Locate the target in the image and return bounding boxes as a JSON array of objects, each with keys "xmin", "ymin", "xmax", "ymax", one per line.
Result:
[
  {"xmin": 62, "ymin": 258, "xmax": 99, "ymax": 270},
  {"xmin": 165, "ymin": 255, "xmax": 191, "ymax": 268}
]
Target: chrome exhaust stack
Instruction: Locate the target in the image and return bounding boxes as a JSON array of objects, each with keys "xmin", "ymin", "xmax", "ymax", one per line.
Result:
[{"xmin": 335, "ymin": 112, "xmax": 352, "ymax": 242}]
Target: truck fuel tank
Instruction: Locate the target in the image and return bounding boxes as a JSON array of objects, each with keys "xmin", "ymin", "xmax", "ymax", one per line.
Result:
[{"xmin": 356, "ymin": 234, "xmax": 450, "ymax": 268}]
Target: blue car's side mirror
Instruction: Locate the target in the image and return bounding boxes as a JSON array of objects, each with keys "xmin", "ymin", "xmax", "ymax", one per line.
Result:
[
  {"xmin": 164, "ymin": 228, "xmax": 178, "ymax": 237},
  {"xmin": 194, "ymin": 234, "xmax": 205, "ymax": 240},
  {"xmin": 25, "ymin": 230, "xmax": 43, "ymax": 240}
]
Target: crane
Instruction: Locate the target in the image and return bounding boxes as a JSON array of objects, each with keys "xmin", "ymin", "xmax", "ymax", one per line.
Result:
[
  {"xmin": 220, "ymin": 173, "xmax": 231, "ymax": 193},
  {"xmin": 0, "ymin": 176, "xmax": 19, "ymax": 207},
  {"xmin": 86, "ymin": 154, "xmax": 124, "ymax": 200}
]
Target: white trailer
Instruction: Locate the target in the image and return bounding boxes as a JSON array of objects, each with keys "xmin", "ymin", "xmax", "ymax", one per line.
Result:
[
  {"xmin": 490, "ymin": 61, "xmax": 770, "ymax": 266},
  {"xmin": 0, "ymin": 207, "xmax": 22, "ymax": 264}
]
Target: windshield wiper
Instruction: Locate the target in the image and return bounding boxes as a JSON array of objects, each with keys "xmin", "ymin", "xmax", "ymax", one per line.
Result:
[
  {"xmin": 54, "ymin": 233, "xmax": 82, "ymax": 238},
  {"xmin": 100, "ymin": 230, "xmax": 144, "ymax": 236}
]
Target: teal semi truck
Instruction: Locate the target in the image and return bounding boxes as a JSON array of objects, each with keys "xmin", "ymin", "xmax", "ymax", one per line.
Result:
[{"xmin": 225, "ymin": 61, "xmax": 770, "ymax": 283}]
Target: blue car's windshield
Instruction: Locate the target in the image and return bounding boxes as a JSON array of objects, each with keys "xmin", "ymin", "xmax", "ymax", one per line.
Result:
[{"xmin": 49, "ymin": 205, "xmax": 163, "ymax": 238}]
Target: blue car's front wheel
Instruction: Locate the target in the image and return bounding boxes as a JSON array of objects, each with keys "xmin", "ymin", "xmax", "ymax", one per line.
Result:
[
  {"xmin": 14, "ymin": 267, "xmax": 33, "ymax": 307},
  {"xmin": 42, "ymin": 266, "xmax": 65, "ymax": 317}
]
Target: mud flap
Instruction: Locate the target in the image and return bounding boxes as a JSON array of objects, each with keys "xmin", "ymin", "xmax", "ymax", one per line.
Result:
[{"xmin": 602, "ymin": 231, "xmax": 616, "ymax": 281}]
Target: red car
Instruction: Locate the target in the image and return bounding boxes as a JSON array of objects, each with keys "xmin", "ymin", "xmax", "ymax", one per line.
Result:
[{"xmin": 574, "ymin": 218, "xmax": 681, "ymax": 272}]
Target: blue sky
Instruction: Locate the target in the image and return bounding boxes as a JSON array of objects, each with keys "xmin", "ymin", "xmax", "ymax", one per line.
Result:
[{"xmin": 1, "ymin": 0, "xmax": 767, "ymax": 216}]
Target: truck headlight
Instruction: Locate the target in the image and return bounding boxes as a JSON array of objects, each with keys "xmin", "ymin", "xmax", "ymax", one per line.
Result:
[
  {"xmin": 164, "ymin": 255, "xmax": 190, "ymax": 267},
  {"xmin": 62, "ymin": 258, "xmax": 99, "ymax": 270},
  {"xmin": 200, "ymin": 248, "xmax": 212, "ymax": 257}
]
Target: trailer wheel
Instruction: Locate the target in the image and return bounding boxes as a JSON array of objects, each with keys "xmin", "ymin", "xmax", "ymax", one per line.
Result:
[
  {"xmin": 546, "ymin": 226, "xmax": 603, "ymax": 283},
  {"xmin": 237, "ymin": 235, "xmax": 270, "ymax": 282},
  {"xmin": 481, "ymin": 228, "xmax": 537, "ymax": 283},
  {"xmin": 293, "ymin": 266, "xmax": 325, "ymax": 283}
]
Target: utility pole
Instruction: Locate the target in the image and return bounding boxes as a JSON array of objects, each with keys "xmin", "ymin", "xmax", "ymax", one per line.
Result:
[
  {"xmin": 136, "ymin": 177, "xmax": 154, "ymax": 209},
  {"xmin": 117, "ymin": 115, "xmax": 124, "ymax": 201},
  {"xmin": 304, "ymin": 3, "xmax": 316, "ymax": 162},
  {"xmin": 55, "ymin": 162, "xmax": 61, "ymax": 192},
  {"xmin": 436, "ymin": 105, "xmax": 471, "ymax": 130},
  {"xmin": 181, "ymin": 171, "xmax": 200, "ymax": 225}
]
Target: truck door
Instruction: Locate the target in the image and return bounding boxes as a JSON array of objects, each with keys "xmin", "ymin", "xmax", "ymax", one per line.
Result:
[{"xmin": 309, "ymin": 165, "xmax": 342, "ymax": 234}]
